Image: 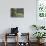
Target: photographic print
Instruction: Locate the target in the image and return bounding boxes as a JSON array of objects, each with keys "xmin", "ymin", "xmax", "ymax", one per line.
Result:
[
  {"xmin": 37, "ymin": 0, "xmax": 46, "ymax": 18},
  {"xmin": 11, "ymin": 8, "xmax": 24, "ymax": 17}
]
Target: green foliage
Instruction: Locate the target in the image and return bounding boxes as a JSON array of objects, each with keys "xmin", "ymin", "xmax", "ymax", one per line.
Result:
[
  {"xmin": 32, "ymin": 25, "xmax": 39, "ymax": 30},
  {"xmin": 33, "ymin": 32, "xmax": 46, "ymax": 39},
  {"xmin": 40, "ymin": 26, "xmax": 45, "ymax": 29},
  {"xmin": 32, "ymin": 24, "xmax": 45, "ymax": 30}
]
